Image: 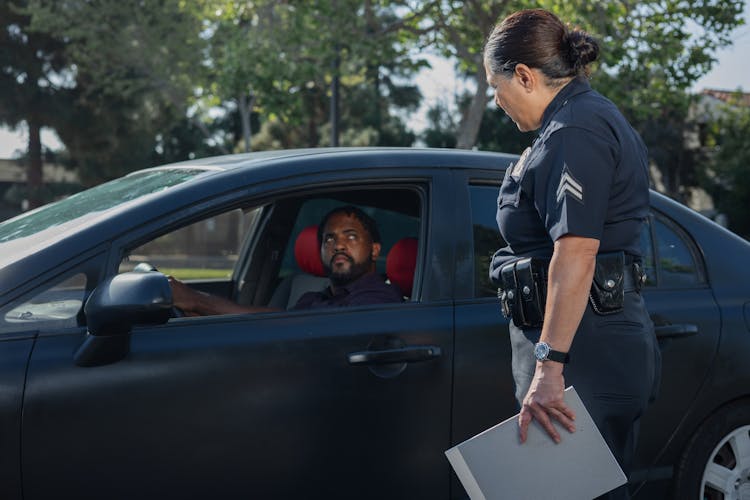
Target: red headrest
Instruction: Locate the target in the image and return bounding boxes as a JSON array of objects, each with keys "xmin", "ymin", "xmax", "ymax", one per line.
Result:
[
  {"xmin": 294, "ymin": 225, "xmax": 325, "ymax": 277},
  {"xmin": 386, "ymin": 237, "xmax": 418, "ymax": 297}
]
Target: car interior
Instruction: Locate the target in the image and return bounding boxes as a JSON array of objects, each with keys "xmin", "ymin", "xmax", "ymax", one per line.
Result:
[{"xmin": 120, "ymin": 185, "xmax": 424, "ymax": 314}]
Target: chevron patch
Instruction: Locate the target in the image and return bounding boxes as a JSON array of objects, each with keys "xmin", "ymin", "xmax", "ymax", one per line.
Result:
[{"xmin": 556, "ymin": 167, "xmax": 584, "ymax": 204}]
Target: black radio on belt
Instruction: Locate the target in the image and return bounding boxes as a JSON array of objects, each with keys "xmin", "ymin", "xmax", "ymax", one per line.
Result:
[{"xmin": 497, "ymin": 251, "xmax": 645, "ymax": 327}]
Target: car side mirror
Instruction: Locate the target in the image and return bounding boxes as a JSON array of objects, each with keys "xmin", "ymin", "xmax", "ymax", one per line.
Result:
[{"xmin": 74, "ymin": 272, "xmax": 172, "ymax": 367}]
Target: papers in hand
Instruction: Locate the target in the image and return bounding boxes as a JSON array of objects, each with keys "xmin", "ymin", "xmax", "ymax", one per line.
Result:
[{"xmin": 445, "ymin": 386, "xmax": 626, "ymax": 500}]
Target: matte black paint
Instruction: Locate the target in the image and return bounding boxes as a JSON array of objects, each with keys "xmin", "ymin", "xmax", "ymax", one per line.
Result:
[{"xmin": 1, "ymin": 148, "xmax": 749, "ymax": 499}]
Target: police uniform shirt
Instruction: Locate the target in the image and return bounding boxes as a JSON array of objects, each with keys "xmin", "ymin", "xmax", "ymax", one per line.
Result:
[{"xmin": 490, "ymin": 77, "xmax": 650, "ymax": 283}]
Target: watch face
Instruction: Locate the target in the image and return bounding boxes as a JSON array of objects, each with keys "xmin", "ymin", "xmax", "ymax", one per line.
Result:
[{"xmin": 534, "ymin": 342, "xmax": 550, "ymax": 361}]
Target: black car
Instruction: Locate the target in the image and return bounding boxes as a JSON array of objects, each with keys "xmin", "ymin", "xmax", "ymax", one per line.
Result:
[{"xmin": 1, "ymin": 148, "xmax": 748, "ymax": 499}]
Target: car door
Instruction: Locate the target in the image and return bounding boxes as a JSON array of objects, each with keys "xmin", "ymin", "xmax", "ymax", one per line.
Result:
[
  {"xmin": 630, "ymin": 211, "xmax": 721, "ymax": 490},
  {"xmin": 20, "ymin": 171, "xmax": 457, "ymax": 500},
  {"xmin": 451, "ymin": 172, "xmax": 521, "ymax": 499}
]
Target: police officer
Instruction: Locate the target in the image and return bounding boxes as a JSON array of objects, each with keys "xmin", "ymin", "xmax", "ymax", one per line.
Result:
[{"xmin": 485, "ymin": 9, "xmax": 660, "ymax": 499}]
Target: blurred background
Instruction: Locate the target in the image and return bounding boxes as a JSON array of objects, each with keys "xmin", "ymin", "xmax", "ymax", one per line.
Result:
[{"xmin": 1, "ymin": 1, "xmax": 748, "ymax": 237}]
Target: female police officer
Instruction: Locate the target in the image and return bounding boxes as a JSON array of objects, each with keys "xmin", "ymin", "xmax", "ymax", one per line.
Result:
[{"xmin": 485, "ymin": 9, "xmax": 660, "ymax": 498}]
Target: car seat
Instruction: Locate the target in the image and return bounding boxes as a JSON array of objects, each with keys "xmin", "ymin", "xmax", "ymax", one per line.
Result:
[
  {"xmin": 386, "ymin": 237, "xmax": 418, "ymax": 299},
  {"xmin": 268, "ymin": 225, "xmax": 330, "ymax": 310}
]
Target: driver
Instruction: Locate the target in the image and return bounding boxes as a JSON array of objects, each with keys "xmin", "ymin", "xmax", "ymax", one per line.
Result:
[{"xmin": 169, "ymin": 206, "xmax": 403, "ymax": 315}]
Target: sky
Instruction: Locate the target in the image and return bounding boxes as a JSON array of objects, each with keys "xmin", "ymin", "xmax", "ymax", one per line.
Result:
[{"xmin": 2, "ymin": 3, "xmax": 749, "ymax": 158}]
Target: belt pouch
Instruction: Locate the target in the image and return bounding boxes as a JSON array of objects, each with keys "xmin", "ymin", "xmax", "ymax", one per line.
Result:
[
  {"xmin": 515, "ymin": 258, "xmax": 545, "ymax": 327},
  {"xmin": 500, "ymin": 261, "xmax": 523, "ymax": 324},
  {"xmin": 589, "ymin": 251, "xmax": 625, "ymax": 315}
]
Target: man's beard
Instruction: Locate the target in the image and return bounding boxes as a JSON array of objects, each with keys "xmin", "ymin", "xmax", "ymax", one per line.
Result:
[{"xmin": 324, "ymin": 253, "xmax": 373, "ymax": 287}]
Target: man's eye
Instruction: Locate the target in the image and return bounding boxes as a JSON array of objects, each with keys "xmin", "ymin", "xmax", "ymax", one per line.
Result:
[
  {"xmin": 347, "ymin": 234, "xmax": 357, "ymax": 241},
  {"xmin": 324, "ymin": 235, "xmax": 334, "ymax": 244}
]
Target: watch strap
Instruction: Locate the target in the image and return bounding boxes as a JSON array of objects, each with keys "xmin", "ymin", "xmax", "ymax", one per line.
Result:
[{"xmin": 546, "ymin": 348, "xmax": 570, "ymax": 364}]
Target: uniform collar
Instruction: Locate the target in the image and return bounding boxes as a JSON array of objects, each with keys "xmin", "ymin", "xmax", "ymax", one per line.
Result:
[{"xmin": 539, "ymin": 77, "xmax": 592, "ymax": 132}]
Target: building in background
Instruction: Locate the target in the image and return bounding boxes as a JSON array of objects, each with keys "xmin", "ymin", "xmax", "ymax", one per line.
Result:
[{"xmin": 0, "ymin": 158, "xmax": 80, "ymax": 221}]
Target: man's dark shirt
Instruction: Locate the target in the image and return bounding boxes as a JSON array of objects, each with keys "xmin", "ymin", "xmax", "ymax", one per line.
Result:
[{"xmin": 293, "ymin": 272, "xmax": 403, "ymax": 310}]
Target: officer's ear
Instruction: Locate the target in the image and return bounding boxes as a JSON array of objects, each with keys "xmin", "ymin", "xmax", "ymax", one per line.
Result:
[{"xmin": 514, "ymin": 64, "xmax": 536, "ymax": 93}]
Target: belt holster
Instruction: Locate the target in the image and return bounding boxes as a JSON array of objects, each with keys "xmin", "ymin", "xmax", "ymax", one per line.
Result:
[
  {"xmin": 498, "ymin": 257, "xmax": 548, "ymax": 328},
  {"xmin": 498, "ymin": 252, "xmax": 645, "ymax": 325}
]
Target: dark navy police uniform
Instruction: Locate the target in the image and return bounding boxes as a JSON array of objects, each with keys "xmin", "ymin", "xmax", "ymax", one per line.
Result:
[{"xmin": 490, "ymin": 77, "xmax": 661, "ymax": 499}]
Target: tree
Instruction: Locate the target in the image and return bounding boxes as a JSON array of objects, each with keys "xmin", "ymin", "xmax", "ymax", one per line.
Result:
[
  {"xmin": 199, "ymin": 0, "xmax": 425, "ymax": 150},
  {"xmin": 419, "ymin": 0, "xmax": 511, "ymax": 149},
  {"xmin": 426, "ymin": 0, "xmax": 744, "ymax": 162},
  {"xmin": 700, "ymin": 101, "xmax": 750, "ymax": 239},
  {"xmin": 0, "ymin": 0, "xmax": 71, "ymax": 207},
  {"xmin": 574, "ymin": 1, "xmax": 745, "ymax": 200},
  {"xmin": 24, "ymin": 0, "xmax": 211, "ymax": 182}
]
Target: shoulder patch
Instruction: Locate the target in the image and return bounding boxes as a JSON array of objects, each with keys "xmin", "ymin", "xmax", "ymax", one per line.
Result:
[
  {"xmin": 556, "ymin": 166, "xmax": 584, "ymax": 204},
  {"xmin": 510, "ymin": 147, "xmax": 531, "ymax": 180}
]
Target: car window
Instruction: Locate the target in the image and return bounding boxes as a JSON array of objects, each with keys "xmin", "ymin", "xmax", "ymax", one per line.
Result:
[
  {"xmin": 469, "ymin": 184, "xmax": 506, "ymax": 298},
  {"xmin": 119, "ymin": 208, "xmax": 262, "ymax": 280},
  {"xmin": 1, "ymin": 273, "xmax": 87, "ymax": 333},
  {"xmin": 653, "ymin": 216, "xmax": 702, "ymax": 287},
  {"xmin": 279, "ymin": 198, "xmax": 420, "ymax": 278},
  {"xmin": 641, "ymin": 213, "xmax": 704, "ymax": 288}
]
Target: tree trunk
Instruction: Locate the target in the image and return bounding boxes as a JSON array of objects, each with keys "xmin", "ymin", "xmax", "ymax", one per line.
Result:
[
  {"xmin": 239, "ymin": 93, "xmax": 255, "ymax": 153},
  {"xmin": 26, "ymin": 118, "xmax": 44, "ymax": 210},
  {"xmin": 456, "ymin": 64, "xmax": 490, "ymax": 149},
  {"xmin": 330, "ymin": 50, "xmax": 340, "ymax": 147}
]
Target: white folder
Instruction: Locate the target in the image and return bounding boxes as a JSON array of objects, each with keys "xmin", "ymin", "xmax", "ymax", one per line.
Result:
[{"xmin": 445, "ymin": 386, "xmax": 627, "ymax": 500}]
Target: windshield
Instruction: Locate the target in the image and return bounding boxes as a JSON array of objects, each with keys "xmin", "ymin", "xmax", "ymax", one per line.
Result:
[{"xmin": 0, "ymin": 168, "xmax": 206, "ymax": 243}]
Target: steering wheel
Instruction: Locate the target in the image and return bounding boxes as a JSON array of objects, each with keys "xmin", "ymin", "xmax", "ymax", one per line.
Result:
[{"xmin": 132, "ymin": 262, "xmax": 185, "ymax": 318}]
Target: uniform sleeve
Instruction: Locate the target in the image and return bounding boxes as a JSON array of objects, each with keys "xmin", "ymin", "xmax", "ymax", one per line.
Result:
[{"xmin": 533, "ymin": 127, "xmax": 618, "ymax": 242}]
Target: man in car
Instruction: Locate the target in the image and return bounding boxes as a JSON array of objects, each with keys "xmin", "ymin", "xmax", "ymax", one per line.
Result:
[{"xmin": 169, "ymin": 205, "xmax": 403, "ymax": 315}]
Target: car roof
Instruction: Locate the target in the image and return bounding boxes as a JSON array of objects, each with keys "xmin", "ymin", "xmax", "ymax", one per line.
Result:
[
  {"xmin": 157, "ymin": 147, "xmax": 514, "ymax": 171},
  {"xmin": 0, "ymin": 148, "xmax": 517, "ymax": 300}
]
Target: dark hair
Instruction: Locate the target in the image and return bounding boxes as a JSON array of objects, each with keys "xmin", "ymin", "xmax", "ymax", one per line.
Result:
[
  {"xmin": 484, "ymin": 9, "xmax": 599, "ymax": 84},
  {"xmin": 317, "ymin": 205, "xmax": 381, "ymax": 244}
]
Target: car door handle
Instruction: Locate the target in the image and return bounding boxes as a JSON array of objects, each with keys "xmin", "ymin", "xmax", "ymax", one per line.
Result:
[
  {"xmin": 654, "ymin": 323, "xmax": 699, "ymax": 339},
  {"xmin": 347, "ymin": 345, "xmax": 442, "ymax": 366}
]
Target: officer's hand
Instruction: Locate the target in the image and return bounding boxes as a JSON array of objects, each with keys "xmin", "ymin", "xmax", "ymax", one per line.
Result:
[{"xmin": 518, "ymin": 362, "xmax": 576, "ymax": 444}]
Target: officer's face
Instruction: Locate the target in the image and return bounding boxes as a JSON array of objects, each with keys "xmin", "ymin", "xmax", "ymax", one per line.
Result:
[
  {"xmin": 320, "ymin": 212, "xmax": 381, "ymax": 286},
  {"xmin": 485, "ymin": 61, "xmax": 540, "ymax": 132}
]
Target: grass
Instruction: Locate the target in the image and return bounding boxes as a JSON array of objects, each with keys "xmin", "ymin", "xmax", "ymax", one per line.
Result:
[{"xmin": 159, "ymin": 268, "xmax": 232, "ymax": 280}]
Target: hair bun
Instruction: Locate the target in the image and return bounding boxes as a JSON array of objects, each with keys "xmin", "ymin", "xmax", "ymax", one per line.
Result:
[{"xmin": 566, "ymin": 30, "xmax": 599, "ymax": 72}]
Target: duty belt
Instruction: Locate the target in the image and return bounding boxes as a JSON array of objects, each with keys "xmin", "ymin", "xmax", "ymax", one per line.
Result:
[{"xmin": 497, "ymin": 251, "xmax": 646, "ymax": 328}]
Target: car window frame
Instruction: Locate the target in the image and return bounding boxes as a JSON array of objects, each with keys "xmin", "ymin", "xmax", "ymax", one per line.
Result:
[
  {"xmin": 107, "ymin": 178, "xmax": 431, "ymax": 325},
  {"xmin": 0, "ymin": 248, "xmax": 107, "ymax": 336},
  {"xmin": 647, "ymin": 209, "xmax": 709, "ymax": 289}
]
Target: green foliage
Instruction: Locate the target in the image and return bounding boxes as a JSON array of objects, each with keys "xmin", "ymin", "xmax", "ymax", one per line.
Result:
[
  {"xmin": 701, "ymin": 103, "xmax": 750, "ymax": 238},
  {"xmin": 18, "ymin": 0, "xmax": 210, "ymax": 182},
  {"xmin": 4, "ymin": 0, "xmax": 745, "ymax": 198},
  {"xmin": 421, "ymin": 103, "xmax": 458, "ymax": 148},
  {"xmin": 0, "ymin": 0, "xmax": 74, "ymax": 204},
  {"xmin": 423, "ymin": 0, "xmax": 744, "ymax": 196},
  {"xmin": 198, "ymin": 0, "xmax": 425, "ymax": 149},
  {"xmin": 475, "ymin": 106, "xmax": 535, "ymax": 154}
]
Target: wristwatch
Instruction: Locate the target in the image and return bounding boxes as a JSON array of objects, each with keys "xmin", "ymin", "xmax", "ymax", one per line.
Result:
[{"xmin": 534, "ymin": 341, "xmax": 570, "ymax": 364}]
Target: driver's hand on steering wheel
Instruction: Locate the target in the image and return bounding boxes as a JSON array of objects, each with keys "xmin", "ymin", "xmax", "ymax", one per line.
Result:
[{"xmin": 167, "ymin": 276, "xmax": 202, "ymax": 315}]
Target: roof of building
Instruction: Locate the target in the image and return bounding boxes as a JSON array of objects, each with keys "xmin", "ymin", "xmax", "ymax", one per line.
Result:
[
  {"xmin": 0, "ymin": 159, "xmax": 79, "ymax": 184},
  {"xmin": 700, "ymin": 88, "xmax": 750, "ymax": 107}
]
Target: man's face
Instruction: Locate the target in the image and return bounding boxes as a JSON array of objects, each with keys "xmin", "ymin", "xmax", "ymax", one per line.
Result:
[{"xmin": 320, "ymin": 212, "xmax": 381, "ymax": 286}]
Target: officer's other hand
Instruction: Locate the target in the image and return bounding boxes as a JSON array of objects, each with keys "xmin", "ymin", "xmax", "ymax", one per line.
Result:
[{"xmin": 518, "ymin": 363, "xmax": 576, "ymax": 444}]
